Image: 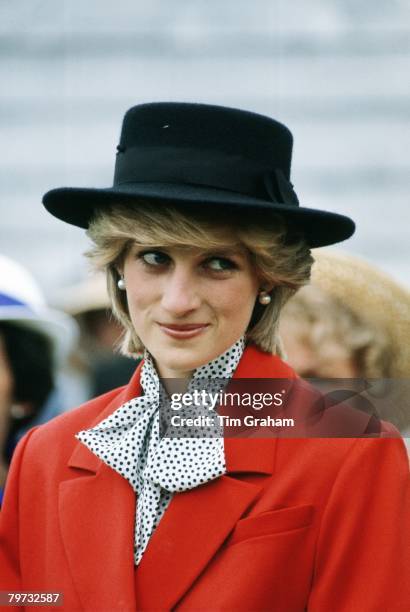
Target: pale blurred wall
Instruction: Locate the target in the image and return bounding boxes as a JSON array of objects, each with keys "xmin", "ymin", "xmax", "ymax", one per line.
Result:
[{"xmin": 0, "ymin": 0, "xmax": 409, "ymax": 297}]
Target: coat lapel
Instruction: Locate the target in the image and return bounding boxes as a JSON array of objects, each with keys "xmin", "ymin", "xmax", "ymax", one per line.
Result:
[
  {"xmin": 59, "ymin": 347, "xmax": 284, "ymax": 611},
  {"xmin": 59, "ymin": 364, "xmax": 144, "ymax": 612},
  {"xmin": 134, "ymin": 346, "xmax": 282, "ymax": 610},
  {"xmin": 134, "ymin": 440, "xmax": 275, "ymax": 610},
  {"xmin": 59, "ymin": 462, "xmax": 136, "ymax": 611}
]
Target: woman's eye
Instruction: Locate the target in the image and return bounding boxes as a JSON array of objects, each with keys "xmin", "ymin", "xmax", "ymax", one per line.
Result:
[
  {"xmin": 206, "ymin": 257, "xmax": 236, "ymax": 272},
  {"xmin": 139, "ymin": 251, "xmax": 170, "ymax": 266}
]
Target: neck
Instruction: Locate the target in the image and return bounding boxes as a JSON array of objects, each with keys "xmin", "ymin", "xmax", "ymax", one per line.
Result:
[
  {"xmin": 148, "ymin": 336, "xmax": 246, "ymax": 395},
  {"xmin": 154, "ymin": 361, "xmax": 193, "ymax": 395}
]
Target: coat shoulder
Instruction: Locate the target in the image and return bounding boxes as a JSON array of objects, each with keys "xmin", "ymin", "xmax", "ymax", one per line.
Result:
[{"xmin": 21, "ymin": 385, "xmax": 126, "ymax": 460}]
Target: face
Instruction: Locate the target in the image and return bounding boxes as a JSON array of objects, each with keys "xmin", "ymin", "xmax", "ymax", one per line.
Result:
[
  {"xmin": 121, "ymin": 239, "xmax": 261, "ymax": 379},
  {"xmin": 0, "ymin": 334, "xmax": 14, "ymax": 466},
  {"xmin": 0, "ymin": 334, "xmax": 13, "ymax": 409},
  {"xmin": 280, "ymin": 321, "xmax": 359, "ymax": 378}
]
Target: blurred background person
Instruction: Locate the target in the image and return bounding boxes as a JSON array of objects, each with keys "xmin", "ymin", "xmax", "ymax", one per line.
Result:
[
  {"xmin": 0, "ymin": 254, "xmax": 78, "ymax": 501},
  {"xmin": 280, "ymin": 249, "xmax": 410, "ymax": 436}
]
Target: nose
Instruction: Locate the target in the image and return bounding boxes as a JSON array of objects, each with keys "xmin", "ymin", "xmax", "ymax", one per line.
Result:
[{"xmin": 160, "ymin": 266, "xmax": 201, "ymax": 317}]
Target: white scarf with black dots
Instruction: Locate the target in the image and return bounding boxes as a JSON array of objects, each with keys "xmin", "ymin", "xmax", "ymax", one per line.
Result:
[{"xmin": 76, "ymin": 337, "xmax": 245, "ymax": 565}]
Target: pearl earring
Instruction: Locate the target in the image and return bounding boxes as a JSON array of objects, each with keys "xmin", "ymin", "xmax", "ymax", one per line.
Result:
[
  {"xmin": 117, "ymin": 276, "xmax": 126, "ymax": 290},
  {"xmin": 258, "ymin": 290, "xmax": 271, "ymax": 305}
]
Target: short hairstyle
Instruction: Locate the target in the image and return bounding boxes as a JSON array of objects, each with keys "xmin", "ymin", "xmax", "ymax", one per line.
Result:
[{"xmin": 85, "ymin": 202, "xmax": 313, "ymax": 356}]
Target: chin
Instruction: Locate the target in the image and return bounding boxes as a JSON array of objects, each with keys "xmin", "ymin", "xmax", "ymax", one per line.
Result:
[{"xmin": 158, "ymin": 346, "xmax": 215, "ymax": 374}]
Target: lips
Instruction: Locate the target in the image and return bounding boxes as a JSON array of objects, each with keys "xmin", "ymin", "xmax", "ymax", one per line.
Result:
[
  {"xmin": 160, "ymin": 324, "xmax": 207, "ymax": 330},
  {"xmin": 157, "ymin": 322, "xmax": 209, "ymax": 339}
]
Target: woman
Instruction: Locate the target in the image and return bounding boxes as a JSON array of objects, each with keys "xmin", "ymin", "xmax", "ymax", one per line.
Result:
[
  {"xmin": 0, "ymin": 102, "xmax": 408, "ymax": 611},
  {"xmin": 0, "ymin": 254, "xmax": 77, "ymax": 503}
]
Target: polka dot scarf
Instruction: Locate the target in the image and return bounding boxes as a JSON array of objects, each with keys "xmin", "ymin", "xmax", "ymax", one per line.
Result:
[{"xmin": 76, "ymin": 337, "xmax": 245, "ymax": 565}]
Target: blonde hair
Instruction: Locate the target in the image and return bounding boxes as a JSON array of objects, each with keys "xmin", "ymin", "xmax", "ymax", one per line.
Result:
[
  {"xmin": 280, "ymin": 284, "xmax": 393, "ymax": 378},
  {"xmin": 85, "ymin": 202, "xmax": 313, "ymax": 357}
]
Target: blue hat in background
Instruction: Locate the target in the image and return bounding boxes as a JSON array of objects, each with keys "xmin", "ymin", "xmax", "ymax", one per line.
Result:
[{"xmin": 0, "ymin": 254, "xmax": 78, "ymax": 364}]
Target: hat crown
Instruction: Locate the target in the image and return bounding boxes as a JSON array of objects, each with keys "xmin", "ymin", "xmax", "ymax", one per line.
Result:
[
  {"xmin": 117, "ymin": 102, "xmax": 293, "ymax": 180},
  {"xmin": 0, "ymin": 254, "xmax": 46, "ymax": 312},
  {"xmin": 42, "ymin": 100, "xmax": 355, "ymax": 248},
  {"xmin": 0, "ymin": 254, "xmax": 79, "ymax": 362}
]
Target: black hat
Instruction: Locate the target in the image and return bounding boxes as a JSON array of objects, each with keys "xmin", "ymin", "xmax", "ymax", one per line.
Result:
[{"xmin": 43, "ymin": 102, "xmax": 355, "ymax": 248}]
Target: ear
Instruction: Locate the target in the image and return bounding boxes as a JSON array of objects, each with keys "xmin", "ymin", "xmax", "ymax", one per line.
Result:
[{"xmin": 114, "ymin": 264, "xmax": 124, "ymax": 277}]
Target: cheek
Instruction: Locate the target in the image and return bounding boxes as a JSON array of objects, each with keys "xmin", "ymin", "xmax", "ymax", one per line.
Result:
[
  {"xmin": 212, "ymin": 279, "xmax": 257, "ymax": 319},
  {"xmin": 123, "ymin": 286, "xmax": 156, "ymax": 335},
  {"xmin": 123, "ymin": 265, "xmax": 158, "ymax": 312},
  {"xmin": 127, "ymin": 289, "xmax": 154, "ymax": 324},
  {"xmin": 0, "ymin": 343, "xmax": 14, "ymax": 403}
]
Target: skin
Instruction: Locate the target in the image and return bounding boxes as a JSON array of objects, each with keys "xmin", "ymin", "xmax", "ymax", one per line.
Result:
[
  {"xmin": 0, "ymin": 335, "xmax": 14, "ymax": 488},
  {"xmin": 120, "ymin": 240, "xmax": 267, "ymax": 385},
  {"xmin": 280, "ymin": 321, "xmax": 358, "ymax": 378}
]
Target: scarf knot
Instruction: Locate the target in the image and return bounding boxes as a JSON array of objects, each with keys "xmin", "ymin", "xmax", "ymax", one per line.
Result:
[{"xmin": 76, "ymin": 337, "xmax": 244, "ymax": 564}]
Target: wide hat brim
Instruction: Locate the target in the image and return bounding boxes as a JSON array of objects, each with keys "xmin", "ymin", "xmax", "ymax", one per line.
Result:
[
  {"xmin": 53, "ymin": 273, "xmax": 110, "ymax": 316},
  {"xmin": 43, "ymin": 182, "xmax": 355, "ymax": 249}
]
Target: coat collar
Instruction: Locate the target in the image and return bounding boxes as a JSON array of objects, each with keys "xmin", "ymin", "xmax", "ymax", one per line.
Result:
[
  {"xmin": 60, "ymin": 345, "xmax": 291, "ymax": 611},
  {"xmin": 68, "ymin": 344, "xmax": 294, "ymax": 474}
]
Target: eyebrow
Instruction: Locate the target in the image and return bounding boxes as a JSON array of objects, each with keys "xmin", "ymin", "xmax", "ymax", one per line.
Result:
[
  {"xmin": 197, "ymin": 247, "xmax": 249, "ymax": 260},
  {"xmin": 131, "ymin": 244, "xmax": 248, "ymax": 260}
]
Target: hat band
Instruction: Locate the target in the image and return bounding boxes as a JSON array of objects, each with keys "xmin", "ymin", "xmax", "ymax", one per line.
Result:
[
  {"xmin": 0, "ymin": 292, "xmax": 28, "ymax": 308},
  {"xmin": 113, "ymin": 146, "xmax": 299, "ymax": 206}
]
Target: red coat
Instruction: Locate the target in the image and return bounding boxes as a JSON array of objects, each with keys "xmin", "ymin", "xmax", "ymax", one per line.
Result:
[{"xmin": 1, "ymin": 346, "xmax": 409, "ymax": 611}]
